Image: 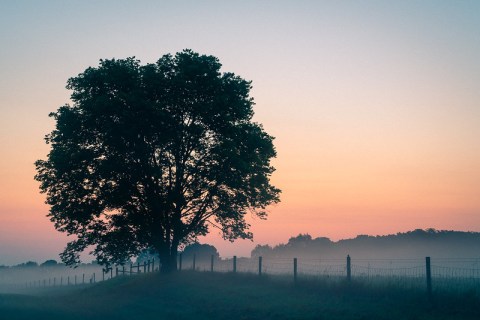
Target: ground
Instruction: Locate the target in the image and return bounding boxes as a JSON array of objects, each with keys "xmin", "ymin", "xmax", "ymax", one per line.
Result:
[{"xmin": 0, "ymin": 271, "xmax": 478, "ymax": 320}]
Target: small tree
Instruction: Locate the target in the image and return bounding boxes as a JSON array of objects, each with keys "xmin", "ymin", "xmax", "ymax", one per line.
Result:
[
  {"xmin": 35, "ymin": 50, "xmax": 280, "ymax": 272},
  {"xmin": 40, "ymin": 259, "xmax": 58, "ymax": 267},
  {"xmin": 182, "ymin": 243, "xmax": 220, "ymax": 262}
]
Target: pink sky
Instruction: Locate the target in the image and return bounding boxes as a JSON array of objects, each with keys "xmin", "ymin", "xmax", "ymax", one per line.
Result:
[{"xmin": 1, "ymin": 1, "xmax": 479, "ymax": 265}]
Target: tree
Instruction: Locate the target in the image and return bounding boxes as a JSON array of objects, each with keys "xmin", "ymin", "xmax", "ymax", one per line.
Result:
[
  {"xmin": 251, "ymin": 244, "xmax": 273, "ymax": 258},
  {"xmin": 16, "ymin": 261, "xmax": 38, "ymax": 268},
  {"xmin": 40, "ymin": 259, "xmax": 58, "ymax": 267},
  {"xmin": 136, "ymin": 249, "xmax": 158, "ymax": 264},
  {"xmin": 35, "ymin": 49, "xmax": 280, "ymax": 273},
  {"xmin": 181, "ymin": 243, "xmax": 220, "ymax": 262}
]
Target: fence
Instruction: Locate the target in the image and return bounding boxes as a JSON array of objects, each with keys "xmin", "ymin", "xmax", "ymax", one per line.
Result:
[
  {"xmin": 179, "ymin": 254, "xmax": 480, "ymax": 295},
  {"xmin": 23, "ymin": 259, "xmax": 157, "ymax": 289},
  {"xmin": 18, "ymin": 255, "xmax": 480, "ymax": 295}
]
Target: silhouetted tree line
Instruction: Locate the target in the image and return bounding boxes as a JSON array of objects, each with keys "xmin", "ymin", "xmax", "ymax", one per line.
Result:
[
  {"xmin": 0, "ymin": 260, "xmax": 100, "ymax": 269},
  {"xmin": 0, "ymin": 243, "xmax": 221, "ymax": 269},
  {"xmin": 251, "ymin": 229, "xmax": 480, "ymax": 259}
]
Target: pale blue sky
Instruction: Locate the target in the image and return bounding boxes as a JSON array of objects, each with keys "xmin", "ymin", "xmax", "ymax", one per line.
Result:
[{"xmin": 1, "ymin": 1, "xmax": 480, "ymax": 264}]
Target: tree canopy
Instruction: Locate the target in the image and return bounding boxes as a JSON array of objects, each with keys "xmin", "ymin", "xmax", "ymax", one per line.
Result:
[{"xmin": 35, "ymin": 50, "xmax": 280, "ymax": 272}]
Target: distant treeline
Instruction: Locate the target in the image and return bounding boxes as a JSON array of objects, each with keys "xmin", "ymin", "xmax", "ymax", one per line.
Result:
[
  {"xmin": 251, "ymin": 229, "xmax": 480, "ymax": 259},
  {"xmin": 1, "ymin": 243, "xmax": 220, "ymax": 269},
  {"xmin": 0, "ymin": 260, "xmax": 101, "ymax": 269},
  {"xmin": 4, "ymin": 229, "xmax": 479, "ymax": 268}
]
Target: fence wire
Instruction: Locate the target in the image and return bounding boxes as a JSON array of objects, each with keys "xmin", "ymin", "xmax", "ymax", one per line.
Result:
[{"xmin": 6, "ymin": 256, "xmax": 480, "ymax": 294}]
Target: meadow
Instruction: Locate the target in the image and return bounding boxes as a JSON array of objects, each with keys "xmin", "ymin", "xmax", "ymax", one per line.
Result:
[{"xmin": 1, "ymin": 271, "xmax": 479, "ymax": 320}]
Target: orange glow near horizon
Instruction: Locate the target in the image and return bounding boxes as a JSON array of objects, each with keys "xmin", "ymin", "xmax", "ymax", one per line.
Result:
[{"xmin": 1, "ymin": 1, "xmax": 480, "ymax": 265}]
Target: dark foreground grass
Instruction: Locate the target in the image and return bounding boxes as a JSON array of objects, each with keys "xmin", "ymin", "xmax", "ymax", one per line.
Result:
[{"xmin": 0, "ymin": 271, "xmax": 479, "ymax": 320}]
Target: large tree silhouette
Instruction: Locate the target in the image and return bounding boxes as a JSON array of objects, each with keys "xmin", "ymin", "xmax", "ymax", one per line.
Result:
[{"xmin": 35, "ymin": 50, "xmax": 280, "ymax": 272}]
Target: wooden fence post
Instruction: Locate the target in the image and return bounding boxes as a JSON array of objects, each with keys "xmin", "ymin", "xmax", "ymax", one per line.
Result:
[
  {"xmin": 122, "ymin": 265, "xmax": 125, "ymax": 276},
  {"xmin": 233, "ymin": 256, "xmax": 237, "ymax": 273},
  {"xmin": 179, "ymin": 253, "xmax": 183, "ymax": 271},
  {"xmin": 148, "ymin": 260, "xmax": 151, "ymax": 272},
  {"xmin": 193, "ymin": 254, "xmax": 196, "ymax": 271},
  {"xmin": 137, "ymin": 262, "xmax": 141, "ymax": 273},
  {"xmin": 426, "ymin": 257, "xmax": 432, "ymax": 298},
  {"xmin": 75, "ymin": 275, "xmax": 77, "ymax": 285},
  {"xmin": 130, "ymin": 263, "xmax": 133, "ymax": 275},
  {"xmin": 144, "ymin": 261, "xmax": 147, "ymax": 273},
  {"xmin": 110, "ymin": 267, "xmax": 113, "ymax": 279},
  {"xmin": 293, "ymin": 258, "xmax": 298, "ymax": 283},
  {"xmin": 116, "ymin": 267, "xmax": 118, "ymax": 277},
  {"xmin": 347, "ymin": 255, "xmax": 351, "ymax": 282},
  {"xmin": 259, "ymin": 256, "xmax": 262, "ymax": 276},
  {"xmin": 211, "ymin": 254, "xmax": 214, "ymax": 272},
  {"xmin": 83, "ymin": 274, "xmax": 85, "ymax": 284},
  {"xmin": 93, "ymin": 273, "xmax": 96, "ymax": 283},
  {"xmin": 152, "ymin": 258, "xmax": 155, "ymax": 272}
]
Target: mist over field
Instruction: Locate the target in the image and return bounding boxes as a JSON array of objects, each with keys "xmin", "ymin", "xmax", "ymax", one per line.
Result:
[
  {"xmin": 1, "ymin": 270, "xmax": 480, "ymax": 320},
  {"xmin": 2, "ymin": 229, "xmax": 479, "ymax": 295},
  {"xmin": 0, "ymin": 263, "xmax": 104, "ymax": 293}
]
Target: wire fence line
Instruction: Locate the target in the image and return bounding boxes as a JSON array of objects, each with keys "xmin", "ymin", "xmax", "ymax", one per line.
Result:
[
  {"xmin": 9, "ymin": 255, "xmax": 480, "ymax": 294},
  {"xmin": 180, "ymin": 254, "xmax": 480, "ymax": 293},
  {"xmin": 0, "ymin": 261, "xmax": 157, "ymax": 291}
]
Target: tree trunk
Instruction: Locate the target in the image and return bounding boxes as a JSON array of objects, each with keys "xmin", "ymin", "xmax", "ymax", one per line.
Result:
[{"xmin": 159, "ymin": 251, "xmax": 178, "ymax": 273}]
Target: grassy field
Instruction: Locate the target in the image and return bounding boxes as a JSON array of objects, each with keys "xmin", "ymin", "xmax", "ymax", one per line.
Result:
[{"xmin": 0, "ymin": 271, "xmax": 479, "ymax": 320}]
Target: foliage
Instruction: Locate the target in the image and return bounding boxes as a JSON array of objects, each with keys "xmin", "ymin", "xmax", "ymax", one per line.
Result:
[
  {"xmin": 251, "ymin": 229, "xmax": 480, "ymax": 259},
  {"xmin": 135, "ymin": 249, "xmax": 158, "ymax": 264},
  {"xmin": 15, "ymin": 261, "xmax": 38, "ymax": 268},
  {"xmin": 181, "ymin": 243, "xmax": 220, "ymax": 261},
  {"xmin": 35, "ymin": 50, "xmax": 280, "ymax": 271},
  {"xmin": 40, "ymin": 260, "xmax": 58, "ymax": 267}
]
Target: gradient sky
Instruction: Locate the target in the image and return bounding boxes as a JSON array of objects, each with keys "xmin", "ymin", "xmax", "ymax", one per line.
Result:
[{"xmin": 1, "ymin": 1, "xmax": 479, "ymax": 265}]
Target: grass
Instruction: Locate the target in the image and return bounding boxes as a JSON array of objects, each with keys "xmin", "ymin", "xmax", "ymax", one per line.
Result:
[{"xmin": 0, "ymin": 271, "xmax": 479, "ymax": 319}]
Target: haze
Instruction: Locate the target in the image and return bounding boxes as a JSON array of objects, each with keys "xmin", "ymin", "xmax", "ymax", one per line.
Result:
[{"xmin": 1, "ymin": 1, "xmax": 480, "ymax": 265}]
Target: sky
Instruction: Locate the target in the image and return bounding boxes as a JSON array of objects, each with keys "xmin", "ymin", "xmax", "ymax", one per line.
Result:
[{"xmin": 1, "ymin": 0, "xmax": 480, "ymax": 265}]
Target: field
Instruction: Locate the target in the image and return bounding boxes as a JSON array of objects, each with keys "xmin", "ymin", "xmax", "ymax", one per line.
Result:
[{"xmin": 0, "ymin": 271, "xmax": 479, "ymax": 320}]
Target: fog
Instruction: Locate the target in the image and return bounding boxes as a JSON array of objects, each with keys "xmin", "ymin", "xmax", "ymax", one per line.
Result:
[
  {"xmin": 0, "ymin": 263, "xmax": 106, "ymax": 293},
  {"xmin": 1, "ymin": 230, "xmax": 479, "ymax": 320},
  {"xmin": 2, "ymin": 229, "xmax": 480, "ymax": 294}
]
